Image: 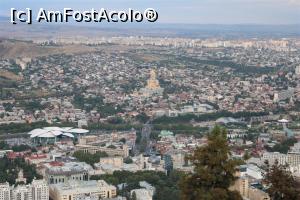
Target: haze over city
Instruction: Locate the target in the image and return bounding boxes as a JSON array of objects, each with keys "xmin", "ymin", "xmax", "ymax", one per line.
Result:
[{"xmin": 1, "ymin": 0, "xmax": 300, "ymax": 24}]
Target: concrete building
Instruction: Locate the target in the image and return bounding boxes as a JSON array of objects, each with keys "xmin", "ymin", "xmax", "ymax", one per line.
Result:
[
  {"xmin": 44, "ymin": 162, "xmax": 92, "ymax": 184},
  {"xmin": 75, "ymin": 144, "xmax": 129, "ymax": 158},
  {"xmin": 0, "ymin": 180, "xmax": 48, "ymax": 200},
  {"xmin": 0, "ymin": 183, "xmax": 10, "ymax": 200},
  {"xmin": 231, "ymin": 176, "xmax": 270, "ymax": 200},
  {"xmin": 31, "ymin": 179, "xmax": 49, "ymax": 200},
  {"xmin": 262, "ymin": 152, "xmax": 300, "ymax": 167},
  {"xmin": 100, "ymin": 157, "xmax": 123, "ymax": 168},
  {"xmin": 248, "ymin": 186, "xmax": 270, "ymax": 200},
  {"xmin": 49, "ymin": 180, "xmax": 117, "ymax": 200},
  {"xmin": 130, "ymin": 189, "xmax": 153, "ymax": 200},
  {"xmin": 11, "ymin": 185, "xmax": 32, "ymax": 200}
]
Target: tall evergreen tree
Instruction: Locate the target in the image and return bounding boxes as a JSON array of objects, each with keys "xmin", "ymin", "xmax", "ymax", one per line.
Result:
[
  {"xmin": 180, "ymin": 126, "xmax": 242, "ymax": 200},
  {"xmin": 263, "ymin": 160, "xmax": 299, "ymax": 200}
]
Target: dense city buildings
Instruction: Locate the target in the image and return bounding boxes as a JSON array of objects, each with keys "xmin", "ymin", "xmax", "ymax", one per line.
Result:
[
  {"xmin": 1, "ymin": 21, "xmax": 300, "ymax": 200},
  {"xmin": 0, "ymin": 179, "xmax": 49, "ymax": 200}
]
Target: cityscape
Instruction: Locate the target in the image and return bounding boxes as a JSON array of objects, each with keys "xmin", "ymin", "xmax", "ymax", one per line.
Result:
[{"xmin": 1, "ymin": 1, "xmax": 300, "ymax": 200}]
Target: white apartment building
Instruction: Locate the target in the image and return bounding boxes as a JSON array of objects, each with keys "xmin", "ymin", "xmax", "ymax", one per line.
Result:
[
  {"xmin": 31, "ymin": 179, "xmax": 49, "ymax": 200},
  {"xmin": 262, "ymin": 152, "xmax": 300, "ymax": 167},
  {"xmin": 0, "ymin": 179, "xmax": 48, "ymax": 200},
  {"xmin": 0, "ymin": 183, "xmax": 10, "ymax": 200},
  {"xmin": 11, "ymin": 185, "xmax": 32, "ymax": 200}
]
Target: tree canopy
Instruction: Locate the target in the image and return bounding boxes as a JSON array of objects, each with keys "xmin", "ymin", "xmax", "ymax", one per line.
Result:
[
  {"xmin": 263, "ymin": 161, "xmax": 299, "ymax": 200},
  {"xmin": 180, "ymin": 126, "xmax": 242, "ymax": 200},
  {"xmin": 73, "ymin": 150, "xmax": 108, "ymax": 166}
]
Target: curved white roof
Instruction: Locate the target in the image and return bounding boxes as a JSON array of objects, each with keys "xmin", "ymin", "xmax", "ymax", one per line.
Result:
[
  {"xmin": 28, "ymin": 127, "xmax": 88, "ymax": 138},
  {"xmin": 278, "ymin": 119, "xmax": 289, "ymax": 123},
  {"xmin": 68, "ymin": 128, "xmax": 89, "ymax": 134},
  {"xmin": 28, "ymin": 128, "xmax": 45, "ymax": 135},
  {"xmin": 63, "ymin": 133, "xmax": 75, "ymax": 138}
]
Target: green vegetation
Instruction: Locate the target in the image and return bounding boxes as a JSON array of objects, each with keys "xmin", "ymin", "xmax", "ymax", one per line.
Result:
[
  {"xmin": 175, "ymin": 55, "xmax": 279, "ymax": 75},
  {"xmin": 107, "ymin": 145, "xmax": 117, "ymax": 149},
  {"xmin": 19, "ymin": 100, "xmax": 43, "ymax": 111},
  {"xmin": 0, "ymin": 141, "xmax": 37, "ymax": 152},
  {"xmin": 3, "ymin": 102, "xmax": 14, "ymax": 112},
  {"xmin": 12, "ymin": 144, "xmax": 36, "ymax": 152},
  {"xmin": 124, "ymin": 157, "xmax": 133, "ymax": 164},
  {"xmin": 0, "ymin": 121, "xmax": 49, "ymax": 135},
  {"xmin": 8, "ymin": 60, "xmax": 22, "ymax": 74},
  {"xmin": 266, "ymin": 137, "xmax": 297, "ymax": 154},
  {"xmin": 0, "ymin": 141, "xmax": 9, "ymax": 149},
  {"xmin": 180, "ymin": 126, "xmax": 242, "ymax": 200},
  {"xmin": 73, "ymin": 150, "xmax": 108, "ymax": 166},
  {"xmin": 107, "ymin": 116, "xmax": 125, "ymax": 124},
  {"xmin": 91, "ymin": 170, "xmax": 184, "ymax": 200},
  {"xmin": 136, "ymin": 113, "xmax": 150, "ymax": 123},
  {"xmin": 88, "ymin": 123, "xmax": 142, "ymax": 131},
  {"xmin": 0, "ymin": 156, "xmax": 42, "ymax": 185},
  {"xmin": 73, "ymin": 95, "xmax": 123, "ymax": 117},
  {"xmin": 263, "ymin": 161, "xmax": 299, "ymax": 200}
]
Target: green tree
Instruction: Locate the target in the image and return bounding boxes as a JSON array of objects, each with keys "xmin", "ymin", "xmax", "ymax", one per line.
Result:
[
  {"xmin": 136, "ymin": 112, "xmax": 150, "ymax": 123},
  {"xmin": 0, "ymin": 141, "xmax": 9, "ymax": 150},
  {"xmin": 124, "ymin": 157, "xmax": 133, "ymax": 164},
  {"xmin": 263, "ymin": 160, "xmax": 299, "ymax": 200},
  {"xmin": 180, "ymin": 126, "xmax": 242, "ymax": 200},
  {"xmin": 73, "ymin": 150, "xmax": 108, "ymax": 166}
]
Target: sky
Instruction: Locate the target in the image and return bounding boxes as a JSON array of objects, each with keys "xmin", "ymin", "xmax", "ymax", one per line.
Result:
[{"xmin": 0, "ymin": 0, "xmax": 300, "ymax": 24}]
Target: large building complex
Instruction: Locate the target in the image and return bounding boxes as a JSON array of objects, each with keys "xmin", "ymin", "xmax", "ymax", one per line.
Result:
[
  {"xmin": 49, "ymin": 180, "xmax": 116, "ymax": 200},
  {"xmin": 75, "ymin": 144, "xmax": 129, "ymax": 158},
  {"xmin": 44, "ymin": 162, "xmax": 92, "ymax": 184},
  {"xmin": 139, "ymin": 69, "xmax": 164, "ymax": 97}
]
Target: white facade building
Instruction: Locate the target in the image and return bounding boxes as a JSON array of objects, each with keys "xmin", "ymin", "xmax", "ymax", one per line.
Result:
[
  {"xmin": 49, "ymin": 180, "xmax": 116, "ymax": 200},
  {"xmin": 0, "ymin": 180, "xmax": 48, "ymax": 200},
  {"xmin": 31, "ymin": 179, "xmax": 49, "ymax": 200},
  {"xmin": 0, "ymin": 183, "xmax": 10, "ymax": 200},
  {"xmin": 262, "ymin": 152, "xmax": 300, "ymax": 167}
]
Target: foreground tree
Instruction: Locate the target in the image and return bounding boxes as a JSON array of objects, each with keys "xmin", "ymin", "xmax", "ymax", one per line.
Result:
[
  {"xmin": 180, "ymin": 126, "xmax": 242, "ymax": 200},
  {"xmin": 263, "ymin": 160, "xmax": 299, "ymax": 200}
]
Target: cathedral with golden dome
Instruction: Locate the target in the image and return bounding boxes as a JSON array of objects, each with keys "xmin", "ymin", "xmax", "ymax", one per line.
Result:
[
  {"xmin": 146, "ymin": 69, "xmax": 161, "ymax": 89},
  {"xmin": 140, "ymin": 69, "xmax": 164, "ymax": 97}
]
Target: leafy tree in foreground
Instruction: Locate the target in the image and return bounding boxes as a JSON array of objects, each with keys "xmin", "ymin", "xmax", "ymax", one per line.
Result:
[
  {"xmin": 180, "ymin": 126, "xmax": 242, "ymax": 200},
  {"xmin": 263, "ymin": 160, "xmax": 299, "ymax": 200}
]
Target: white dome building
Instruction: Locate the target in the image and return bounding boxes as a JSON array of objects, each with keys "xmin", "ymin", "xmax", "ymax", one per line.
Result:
[{"xmin": 28, "ymin": 127, "xmax": 89, "ymax": 145}]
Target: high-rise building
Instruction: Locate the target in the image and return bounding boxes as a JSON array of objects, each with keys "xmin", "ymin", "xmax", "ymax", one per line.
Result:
[
  {"xmin": 0, "ymin": 182, "xmax": 10, "ymax": 200},
  {"xmin": 31, "ymin": 179, "xmax": 49, "ymax": 200},
  {"xmin": 0, "ymin": 180, "xmax": 49, "ymax": 200},
  {"xmin": 11, "ymin": 185, "xmax": 32, "ymax": 200},
  {"xmin": 296, "ymin": 65, "xmax": 300, "ymax": 76}
]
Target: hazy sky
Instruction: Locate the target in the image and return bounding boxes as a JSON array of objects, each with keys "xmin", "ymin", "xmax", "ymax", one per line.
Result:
[{"xmin": 0, "ymin": 0, "xmax": 300, "ymax": 24}]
